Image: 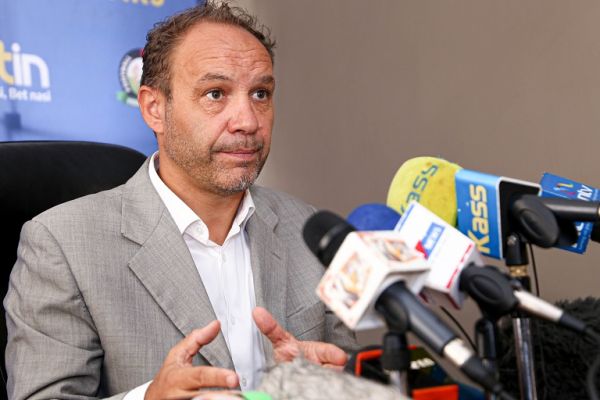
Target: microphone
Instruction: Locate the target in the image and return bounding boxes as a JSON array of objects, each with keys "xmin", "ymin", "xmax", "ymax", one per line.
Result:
[
  {"xmin": 347, "ymin": 203, "xmax": 401, "ymax": 231},
  {"xmin": 386, "ymin": 157, "xmax": 588, "ymax": 260},
  {"xmin": 347, "ymin": 202, "xmax": 596, "ymax": 337},
  {"xmin": 304, "ymin": 210, "xmax": 430, "ymax": 330},
  {"xmin": 347, "ymin": 203, "xmax": 402, "ymax": 232},
  {"xmin": 393, "ymin": 201, "xmax": 484, "ymax": 310},
  {"xmin": 459, "ymin": 264, "xmax": 594, "ymax": 337},
  {"xmin": 346, "ymin": 201, "xmax": 482, "ymax": 310},
  {"xmin": 303, "ymin": 211, "xmax": 505, "ymax": 395},
  {"xmin": 386, "ymin": 156, "xmax": 462, "ymax": 226},
  {"xmin": 540, "ymin": 172, "xmax": 600, "ymax": 254}
]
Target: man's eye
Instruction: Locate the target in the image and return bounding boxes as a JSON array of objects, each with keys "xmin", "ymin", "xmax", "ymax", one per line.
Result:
[
  {"xmin": 253, "ymin": 89, "xmax": 270, "ymax": 100},
  {"xmin": 206, "ymin": 90, "xmax": 223, "ymax": 100}
]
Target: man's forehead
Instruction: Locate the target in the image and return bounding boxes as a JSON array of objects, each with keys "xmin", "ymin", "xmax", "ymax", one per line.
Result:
[
  {"xmin": 197, "ymin": 72, "xmax": 275, "ymax": 85},
  {"xmin": 176, "ymin": 21, "xmax": 272, "ymax": 64}
]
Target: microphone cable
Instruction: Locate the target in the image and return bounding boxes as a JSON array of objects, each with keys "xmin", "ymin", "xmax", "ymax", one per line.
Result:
[
  {"xmin": 439, "ymin": 306, "xmax": 477, "ymax": 351},
  {"xmin": 528, "ymin": 243, "xmax": 541, "ymax": 296}
]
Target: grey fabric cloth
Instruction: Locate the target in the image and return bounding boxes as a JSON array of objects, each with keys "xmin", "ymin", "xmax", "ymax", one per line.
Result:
[
  {"xmin": 4, "ymin": 158, "xmax": 357, "ymax": 400},
  {"xmin": 258, "ymin": 358, "xmax": 408, "ymax": 400}
]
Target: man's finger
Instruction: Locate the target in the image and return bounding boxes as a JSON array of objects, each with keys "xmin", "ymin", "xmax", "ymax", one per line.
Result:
[
  {"xmin": 252, "ymin": 307, "xmax": 293, "ymax": 346},
  {"xmin": 177, "ymin": 365, "xmax": 239, "ymax": 389},
  {"xmin": 303, "ymin": 341, "xmax": 348, "ymax": 366},
  {"xmin": 169, "ymin": 320, "xmax": 221, "ymax": 365}
]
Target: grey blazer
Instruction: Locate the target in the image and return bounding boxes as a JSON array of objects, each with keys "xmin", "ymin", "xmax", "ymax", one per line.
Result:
[{"xmin": 4, "ymin": 159, "xmax": 356, "ymax": 400}]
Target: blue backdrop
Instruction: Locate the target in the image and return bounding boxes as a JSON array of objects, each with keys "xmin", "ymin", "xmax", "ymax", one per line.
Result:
[{"xmin": 0, "ymin": 0, "xmax": 200, "ymax": 155}]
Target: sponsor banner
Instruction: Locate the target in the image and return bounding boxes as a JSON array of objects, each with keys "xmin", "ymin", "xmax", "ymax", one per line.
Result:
[{"xmin": 0, "ymin": 0, "xmax": 199, "ymax": 154}]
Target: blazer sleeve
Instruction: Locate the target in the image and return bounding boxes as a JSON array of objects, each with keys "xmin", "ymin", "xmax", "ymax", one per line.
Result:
[
  {"xmin": 4, "ymin": 220, "xmax": 126, "ymax": 400},
  {"xmin": 325, "ymin": 309, "xmax": 360, "ymax": 353}
]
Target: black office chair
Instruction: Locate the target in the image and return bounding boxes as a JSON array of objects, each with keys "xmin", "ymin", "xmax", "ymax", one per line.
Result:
[{"xmin": 0, "ymin": 141, "xmax": 147, "ymax": 392}]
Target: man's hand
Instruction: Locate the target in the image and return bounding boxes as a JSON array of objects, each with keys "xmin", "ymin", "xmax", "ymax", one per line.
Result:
[
  {"xmin": 252, "ymin": 307, "xmax": 348, "ymax": 369},
  {"xmin": 145, "ymin": 320, "xmax": 239, "ymax": 400}
]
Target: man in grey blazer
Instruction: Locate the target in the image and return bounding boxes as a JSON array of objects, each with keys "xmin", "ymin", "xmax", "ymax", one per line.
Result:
[{"xmin": 4, "ymin": 2, "xmax": 356, "ymax": 399}]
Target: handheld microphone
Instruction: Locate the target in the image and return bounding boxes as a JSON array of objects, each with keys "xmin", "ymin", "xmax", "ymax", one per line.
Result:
[
  {"xmin": 304, "ymin": 210, "xmax": 430, "ymax": 330},
  {"xmin": 303, "ymin": 211, "xmax": 505, "ymax": 395}
]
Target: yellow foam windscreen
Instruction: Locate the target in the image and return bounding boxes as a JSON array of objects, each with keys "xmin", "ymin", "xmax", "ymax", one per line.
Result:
[{"xmin": 386, "ymin": 156, "xmax": 462, "ymax": 226}]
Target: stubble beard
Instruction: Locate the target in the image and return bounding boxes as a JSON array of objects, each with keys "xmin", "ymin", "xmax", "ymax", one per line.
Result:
[{"xmin": 162, "ymin": 107, "xmax": 268, "ymax": 196}]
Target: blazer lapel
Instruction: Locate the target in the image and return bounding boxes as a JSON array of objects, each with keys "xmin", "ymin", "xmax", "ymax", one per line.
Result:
[
  {"xmin": 246, "ymin": 201, "xmax": 287, "ymax": 364},
  {"xmin": 121, "ymin": 160, "xmax": 234, "ymax": 369}
]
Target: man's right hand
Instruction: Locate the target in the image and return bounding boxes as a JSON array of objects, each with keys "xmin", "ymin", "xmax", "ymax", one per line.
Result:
[{"xmin": 145, "ymin": 320, "xmax": 239, "ymax": 400}]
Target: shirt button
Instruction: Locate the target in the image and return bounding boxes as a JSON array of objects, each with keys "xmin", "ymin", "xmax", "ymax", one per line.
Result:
[
  {"xmin": 231, "ymin": 317, "xmax": 236, "ymax": 325},
  {"xmin": 241, "ymin": 377, "xmax": 247, "ymax": 387}
]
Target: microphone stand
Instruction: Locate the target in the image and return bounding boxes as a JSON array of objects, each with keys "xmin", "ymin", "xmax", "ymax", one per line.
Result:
[
  {"xmin": 475, "ymin": 317, "xmax": 499, "ymax": 400},
  {"xmin": 505, "ymin": 232, "xmax": 538, "ymax": 400},
  {"xmin": 376, "ymin": 295, "xmax": 413, "ymax": 397},
  {"xmin": 381, "ymin": 331, "xmax": 411, "ymax": 397}
]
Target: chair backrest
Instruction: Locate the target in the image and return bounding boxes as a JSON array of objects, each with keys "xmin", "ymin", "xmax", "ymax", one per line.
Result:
[{"xmin": 0, "ymin": 141, "xmax": 147, "ymax": 388}]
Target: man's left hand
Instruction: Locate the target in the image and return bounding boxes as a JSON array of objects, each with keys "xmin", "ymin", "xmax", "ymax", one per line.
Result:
[{"xmin": 252, "ymin": 307, "xmax": 348, "ymax": 369}]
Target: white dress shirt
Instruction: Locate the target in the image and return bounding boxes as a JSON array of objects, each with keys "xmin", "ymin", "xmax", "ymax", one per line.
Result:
[{"xmin": 124, "ymin": 152, "xmax": 265, "ymax": 399}]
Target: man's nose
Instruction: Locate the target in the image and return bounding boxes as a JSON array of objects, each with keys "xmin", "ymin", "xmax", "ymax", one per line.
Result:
[{"xmin": 227, "ymin": 96, "xmax": 259, "ymax": 134}]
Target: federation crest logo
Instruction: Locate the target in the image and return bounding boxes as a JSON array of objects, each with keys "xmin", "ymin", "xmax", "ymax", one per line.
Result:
[{"xmin": 117, "ymin": 48, "xmax": 143, "ymax": 107}]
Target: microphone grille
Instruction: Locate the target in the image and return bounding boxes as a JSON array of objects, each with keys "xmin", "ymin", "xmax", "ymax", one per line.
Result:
[{"xmin": 302, "ymin": 210, "xmax": 355, "ymax": 267}]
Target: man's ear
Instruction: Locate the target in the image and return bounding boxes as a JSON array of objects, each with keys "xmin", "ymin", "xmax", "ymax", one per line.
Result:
[{"xmin": 138, "ymin": 85, "xmax": 166, "ymax": 135}]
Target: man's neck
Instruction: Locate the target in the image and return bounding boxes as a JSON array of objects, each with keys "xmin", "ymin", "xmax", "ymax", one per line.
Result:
[{"xmin": 158, "ymin": 157, "xmax": 244, "ymax": 246}]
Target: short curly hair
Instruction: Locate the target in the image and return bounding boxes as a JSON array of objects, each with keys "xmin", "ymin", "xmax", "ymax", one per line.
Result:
[{"xmin": 140, "ymin": 0, "xmax": 275, "ymax": 99}]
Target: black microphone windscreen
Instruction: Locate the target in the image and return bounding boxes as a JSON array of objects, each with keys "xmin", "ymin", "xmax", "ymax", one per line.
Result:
[
  {"xmin": 302, "ymin": 210, "xmax": 355, "ymax": 267},
  {"xmin": 499, "ymin": 297, "xmax": 600, "ymax": 399}
]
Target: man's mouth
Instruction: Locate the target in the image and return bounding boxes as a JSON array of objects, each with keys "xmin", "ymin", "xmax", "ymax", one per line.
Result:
[{"xmin": 217, "ymin": 148, "xmax": 260, "ymax": 161}]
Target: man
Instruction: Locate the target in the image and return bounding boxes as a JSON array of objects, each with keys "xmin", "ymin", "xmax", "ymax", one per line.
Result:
[{"xmin": 4, "ymin": 2, "xmax": 356, "ymax": 399}]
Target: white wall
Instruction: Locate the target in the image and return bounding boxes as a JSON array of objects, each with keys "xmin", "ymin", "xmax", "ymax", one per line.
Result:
[{"xmin": 240, "ymin": 0, "xmax": 600, "ymax": 353}]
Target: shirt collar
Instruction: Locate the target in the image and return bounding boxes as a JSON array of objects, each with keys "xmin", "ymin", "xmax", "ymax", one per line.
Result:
[{"xmin": 148, "ymin": 151, "xmax": 255, "ymax": 241}]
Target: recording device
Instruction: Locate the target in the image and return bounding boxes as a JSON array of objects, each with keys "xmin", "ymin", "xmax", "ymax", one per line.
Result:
[{"xmin": 303, "ymin": 211, "xmax": 506, "ymax": 395}]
